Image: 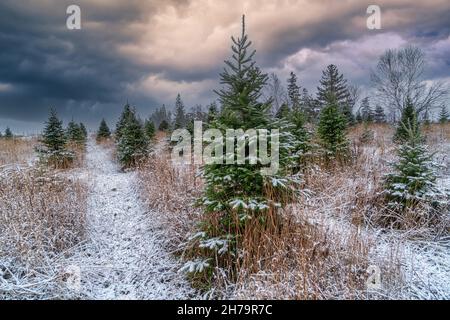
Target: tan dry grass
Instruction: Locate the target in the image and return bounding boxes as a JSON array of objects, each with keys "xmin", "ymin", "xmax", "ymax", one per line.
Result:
[{"xmin": 0, "ymin": 137, "xmax": 36, "ymax": 166}]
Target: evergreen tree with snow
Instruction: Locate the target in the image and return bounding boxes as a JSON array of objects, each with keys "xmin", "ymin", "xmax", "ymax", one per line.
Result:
[
  {"xmin": 195, "ymin": 16, "xmax": 297, "ymax": 275},
  {"xmin": 4, "ymin": 127, "xmax": 13, "ymax": 139},
  {"xmin": 116, "ymin": 103, "xmax": 133, "ymax": 142},
  {"xmin": 374, "ymin": 105, "xmax": 386, "ymax": 123},
  {"xmin": 439, "ymin": 105, "xmax": 449, "ymax": 124},
  {"xmin": 66, "ymin": 120, "xmax": 87, "ymax": 145},
  {"xmin": 38, "ymin": 108, "xmax": 75, "ymax": 167},
  {"xmin": 173, "ymin": 94, "xmax": 187, "ymax": 129},
  {"xmin": 116, "ymin": 108, "xmax": 148, "ymax": 168},
  {"xmin": 41, "ymin": 109, "xmax": 67, "ymax": 152},
  {"xmin": 317, "ymin": 94, "xmax": 349, "ymax": 158},
  {"xmin": 66, "ymin": 120, "xmax": 80, "ymax": 140},
  {"xmin": 394, "ymin": 97, "xmax": 419, "ymax": 143},
  {"xmin": 384, "ymin": 120, "xmax": 445, "ymax": 211},
  {"xmin": 96, "ymin": 118, "xmax": 111, "ymax": 140},
  {"xmin": 317, "ymin": 64, "xmax": 350, "ymax": 110}
]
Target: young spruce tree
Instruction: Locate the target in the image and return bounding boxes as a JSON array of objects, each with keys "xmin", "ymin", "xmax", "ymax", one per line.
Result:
[
  {"xmin": 393, "ymin": 97, "xmax": 420, "ymax": 143},
  {"xmin": 144, "ymin": 119, "xmax": 156, "ymax": 141},
  {"xmin": 4, "ymin": 127, "xmax": 13, "ymax": 139},
  {"xmin": 97, "ymin": 118, "xmax": 111, "ymax": 140},
  {"xmin": 191, "ymin": 16, "xmax": 296, "ymax": 277},
  {"xmin": 116, "ymin": 106, "xmax": 148, "ymax": 168},
  {"xmin": 39, "ymin": 108, "xmax": 74, "ymax": 167},
  {"xmin": 439, "ymin": 105, "xmax": 449, "ymax": 124},
  {"xmin": 384, "ymin": 119, "xmax": 446, "ymax": 213},
  {"xmin": 317, "ymin": 94, "xmax": 349, "ymax": 159}
]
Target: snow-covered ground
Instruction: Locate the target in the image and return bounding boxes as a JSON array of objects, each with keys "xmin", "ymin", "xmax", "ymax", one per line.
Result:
[{"xmin": 63, "ymin": 139, "xmax": 197, "ymax": 299}]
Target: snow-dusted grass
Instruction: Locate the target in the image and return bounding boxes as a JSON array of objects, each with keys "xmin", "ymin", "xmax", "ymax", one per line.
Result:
[
  {"xmin": 1, "ymin": 137, "xmax": 197, "ymax": 299},
  {"xmin": 0, "ymin": 166, "xmax": 87, "ymax": 299}
]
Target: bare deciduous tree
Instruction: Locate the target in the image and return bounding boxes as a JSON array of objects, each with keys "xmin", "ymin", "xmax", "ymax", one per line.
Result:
[
  {"xmin": 265, "ymin": 73, "xmax": 288, "ymax": 115},
  {"xmin": 371, "ymin": 46, "xmax": 448, "ymax": 122}
]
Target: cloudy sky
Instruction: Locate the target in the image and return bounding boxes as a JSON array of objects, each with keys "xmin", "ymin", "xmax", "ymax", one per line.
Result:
[{"xmin": 0, "ymin": 0, "xmax": 449, "ymax": 133}]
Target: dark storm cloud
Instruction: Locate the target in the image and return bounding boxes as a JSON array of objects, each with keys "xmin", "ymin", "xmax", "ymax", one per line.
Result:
[
  {"xmin": 0, "ymin": 0, "xmax": 449, "ymax": 133},
  {"xmin": 0, "ymin": 0, "xmax": 160, "ymax": 130}
]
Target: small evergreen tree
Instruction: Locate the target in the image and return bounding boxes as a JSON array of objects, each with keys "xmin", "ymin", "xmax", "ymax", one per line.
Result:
[
  {"xmin": 394, "ymin": 97, "xmax": 419, "ymax": 143},
  {"xmin": 384, "ymin": 121, "xmax": 445, "ymax": 212},
  {"xmin": 144, "ymin": 119, "xmax": 156, "ymax": 140},
  {"xmin": 39, "ymin": 109, "xmax": 74, "ymax": 167},
  {"xmin": 116, "ymin": 103, "xmax": 133, "ymax": 141},
  {"xmin": 117, "ymin": 109, "xmax": 148, "ymax": 168},
  {"xmin": 66, "ymin": 120, "xmax": 86, "ymax": 145},
  {"xmin": 287, "ymin": 71, "xmax": 301, "ymax": 112},
  {"xmin": 97, "ymin": 118, "xmax": 111, "ymax": 140},
  {"xmin": 207, "ymin": 102, "xmax": 218, "ymax": 124},
  {"xmin": 439, "ymin": 105, "xmax": 449, "ymax": 124},
  {"xmin": 374, "ymin": 105, "xmax": 386, "ymax": 123},
  {"xmin": 341, "ymin": 103, "xmax": 355, "ymax": 126},
  {"xmin": 290, "ymin": 108, "xmax": 310, "ymax": 167},
  {"xmin": 66, "ymin": 120, "xmax": 80, "ymax": 140},
  {"xmin": 158, "ymin": 119, "xmax": 169, "ymax": 132},
  {"xmin": 360, "ymin": 97, "xmax": 373, "ymax": 123},
  {"xmin": 42, "ymin": 109, "xmax": 67, "ymax": 152},
  {"xmin": 317, "ymin": 94, "xmax": 349, "ymax": 158},
  {"xmin": 173, "ymin": 94, "xmax": 187, "ymax": 129},
  {"xmin": 79, "ymin": 123, "xmax": 88, "ymax": 140},
  {"xmin": 275, "ymin": 103, "xmax": 290, "ymax": 119},
  {"xmin": 4, "ymin": 127, "xmax": 13, "ymax": 139}
]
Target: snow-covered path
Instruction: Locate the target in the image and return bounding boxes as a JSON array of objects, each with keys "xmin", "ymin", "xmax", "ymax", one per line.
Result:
[{"xmin": 67, "ymin": 139, "xmax": 196, "ymax": 299}]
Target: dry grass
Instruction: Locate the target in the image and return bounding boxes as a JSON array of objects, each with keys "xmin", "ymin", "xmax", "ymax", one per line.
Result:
[
  {"xmin": 0, "ymin": 137, "xmax": 36, "ymax": 166},
  {"xmin": 0, "ymin": 165, "xmax": 87, "ymax": 298},
  {"xmin": 138, "ymin": 136, "xmax": 203, "ymax": 248}
]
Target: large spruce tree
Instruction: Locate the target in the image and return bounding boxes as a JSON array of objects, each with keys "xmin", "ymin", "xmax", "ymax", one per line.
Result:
[
  {"xmin": 317, "ymin": 64, "xmax": 350, "ymax": 109},
  {"xmin": 192, "ymin": 16, "xmax": 296, "ymax": 276}
]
